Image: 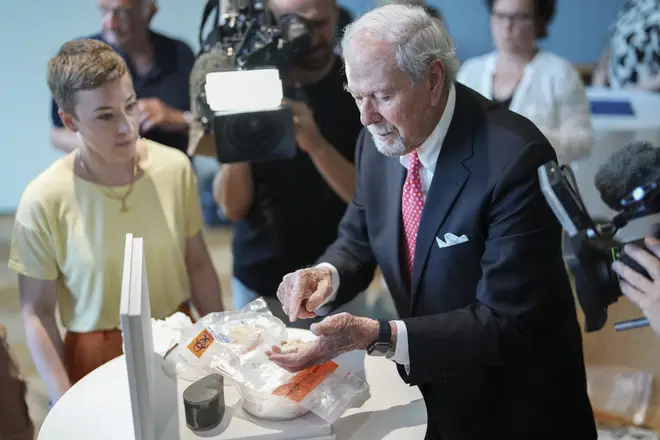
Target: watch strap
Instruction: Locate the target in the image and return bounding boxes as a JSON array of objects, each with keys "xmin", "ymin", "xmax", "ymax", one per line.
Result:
[{"xmin": 377, "ymin": 318, "xmax": 392, "ymax": 344}]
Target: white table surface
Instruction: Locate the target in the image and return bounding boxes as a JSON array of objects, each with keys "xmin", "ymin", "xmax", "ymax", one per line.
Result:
[
  {"xmin": 570, "ymin": 88, "xmax": 660, "ymax": 242},
  {"xmin": 587, "ymin": 87, "xmax": 660, "ymax": 133},
  {"xmin": 38, "ymin": 332, "xmax": 427, "ymax": 440}
]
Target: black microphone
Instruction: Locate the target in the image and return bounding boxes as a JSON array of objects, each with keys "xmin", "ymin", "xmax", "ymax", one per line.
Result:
[{"xmin": 594, "ymin": 140, "xmax": 660, "ymax": 211}]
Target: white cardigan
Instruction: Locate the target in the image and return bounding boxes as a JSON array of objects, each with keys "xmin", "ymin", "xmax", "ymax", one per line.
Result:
[{"xmin": 457, "ymin": 51, "xmax": 594, "ymax": 164}]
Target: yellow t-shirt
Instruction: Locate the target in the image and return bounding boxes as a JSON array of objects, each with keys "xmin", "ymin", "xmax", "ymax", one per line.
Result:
[{"xmin": 8, "ymin": 140, "xmax": 204, "ymax": 332}]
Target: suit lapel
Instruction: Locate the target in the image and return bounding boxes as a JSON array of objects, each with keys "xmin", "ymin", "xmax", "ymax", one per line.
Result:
[
  {"xmin": 410, "ymin": 86, "xmax": 475, "ymax": 309},
  {"xmin": 383, "ymin": 156, "xmax": 407, "ymax": 302}
]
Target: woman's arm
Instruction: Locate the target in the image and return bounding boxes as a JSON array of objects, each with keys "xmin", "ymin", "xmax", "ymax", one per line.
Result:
[
  {"xmin": 18, "ymin": 275, "xmax": 70, "ymax": 404},
  {"xmin": 592, "ymin": 43, "xmax": 611, "ymax": 87},
  {"xmin": 541, "ymin": 64, "xmax": 594, "ymax": 164}
]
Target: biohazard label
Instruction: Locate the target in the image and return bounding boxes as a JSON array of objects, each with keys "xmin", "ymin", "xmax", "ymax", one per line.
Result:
[{"xmin": 187, "ymin": 328, "xmax": 215, "ymax": 359}]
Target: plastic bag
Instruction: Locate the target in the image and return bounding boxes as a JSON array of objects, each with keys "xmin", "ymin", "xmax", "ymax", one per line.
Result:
[
  {"xmin": 235, "ymin": 331, "xmax": 367, "ymax": 423},
  {"xmin": 586, "ymin": 365, "xmax": 653, "ymax": 426},
  {"xmin": 162, "ymin": 298, "xmax": 284, "ymax": 382},
  {"xmin": 162, "ymin": 298, "xmax": 368, "ymax": 423}
]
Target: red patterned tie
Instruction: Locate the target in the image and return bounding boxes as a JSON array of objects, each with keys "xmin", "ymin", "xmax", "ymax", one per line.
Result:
[{"xmin": 401, "ymin": 150, "xmax": 424, "ymax": 278}]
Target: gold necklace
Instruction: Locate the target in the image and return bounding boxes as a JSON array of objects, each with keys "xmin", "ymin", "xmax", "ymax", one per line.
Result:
[{"xmin": 78, "ymin": 151, "xmax": 139, "ymax": 213}]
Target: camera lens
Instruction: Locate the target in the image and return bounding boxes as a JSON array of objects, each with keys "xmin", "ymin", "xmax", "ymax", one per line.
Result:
[{"xmin": 227, "ymin": 112, "xmax": 285, "ymax": 152}]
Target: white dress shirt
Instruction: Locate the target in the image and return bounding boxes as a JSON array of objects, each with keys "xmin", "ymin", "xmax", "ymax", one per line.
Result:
[
  {"xmin": 316, "ymin": 84, "xmax": 457, "ymax": 373},
  {"xmin": 456, "ymin": 51, "xmax": 593, "ymax": 164}
]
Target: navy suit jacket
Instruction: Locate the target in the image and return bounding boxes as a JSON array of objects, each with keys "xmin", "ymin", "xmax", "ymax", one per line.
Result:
[{"xmin": 319, "ymin": 84, "xmax": 597, "ymax": 440}]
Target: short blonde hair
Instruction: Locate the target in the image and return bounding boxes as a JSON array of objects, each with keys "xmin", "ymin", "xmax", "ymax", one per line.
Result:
[{"xmin": 47, "ymin": 39, "xmax": 128, "ymax": 116}]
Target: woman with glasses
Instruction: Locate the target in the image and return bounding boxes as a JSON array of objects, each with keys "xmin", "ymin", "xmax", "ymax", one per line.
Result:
[{"xmin": 457, "ymin": 0, "xmax": 593, "ymax": 165}]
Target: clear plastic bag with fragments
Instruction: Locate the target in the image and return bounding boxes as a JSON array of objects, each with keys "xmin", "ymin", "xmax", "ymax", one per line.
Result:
[
  {"xmin": 586, "ymin": 365, "xmax": 654, "ymax": 426},
  {"xmin": 162, "ymin": 298, "xmax": 368, "ymax": 423}
]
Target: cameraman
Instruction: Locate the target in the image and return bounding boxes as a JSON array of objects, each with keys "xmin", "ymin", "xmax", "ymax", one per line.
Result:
[
  {"xmin": 612, "ymin": 238, "xmax": 660, "ymax": 335},
  {"xmin": 211, "ymin": 0, "xmax": 363, "ymax": 323}
]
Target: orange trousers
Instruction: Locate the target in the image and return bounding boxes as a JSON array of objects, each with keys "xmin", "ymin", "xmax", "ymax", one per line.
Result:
[{"xmin": 63, "ymin": 302, "xmax": 194, "ymax": 385}]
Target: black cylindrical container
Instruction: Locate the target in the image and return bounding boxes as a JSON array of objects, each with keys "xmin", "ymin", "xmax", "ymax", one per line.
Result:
[{"xmin": 183, "ymin": 373, "xmax": 226, "ymax": 432}]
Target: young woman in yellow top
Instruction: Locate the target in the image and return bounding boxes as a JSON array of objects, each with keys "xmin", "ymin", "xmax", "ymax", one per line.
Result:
[{"xmin": 9, "ymin": 39, "xmax": 224, "ymax": 405}]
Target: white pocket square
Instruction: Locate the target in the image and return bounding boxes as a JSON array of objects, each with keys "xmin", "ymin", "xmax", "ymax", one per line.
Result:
[{"xmin": 436, "ymin": 233, "xmax": 469, "ymax": 248}]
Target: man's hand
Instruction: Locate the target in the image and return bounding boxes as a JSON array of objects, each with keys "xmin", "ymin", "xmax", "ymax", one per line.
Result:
[
  {"xmin": 612, "ymin": 236, "xmax": 660, "ymax": 335},
  {"xmin": 277, "ymin": 267, "xmax": 334, "ymax": 322},
  {"xmin": 282, "ymin": 98, "xmax": 322, "ymax": 153},
  {"xmin": 266, "ymin": 313, "xmax": 379, "ymax": 372},
  {"xmin": 138, "ymin": 98, "xmax": 186, "ymax": 132}
]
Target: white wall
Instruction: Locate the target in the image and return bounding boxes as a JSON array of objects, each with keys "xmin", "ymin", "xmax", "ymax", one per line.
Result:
[{"xmin": 0, "ymin": 0, "xmax": 207, "ymax": 213}]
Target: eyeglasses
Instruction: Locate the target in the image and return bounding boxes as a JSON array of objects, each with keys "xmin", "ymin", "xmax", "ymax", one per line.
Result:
[{"xmin": 491, "ymin": 10, "xmax": 534, "ymax": 26}]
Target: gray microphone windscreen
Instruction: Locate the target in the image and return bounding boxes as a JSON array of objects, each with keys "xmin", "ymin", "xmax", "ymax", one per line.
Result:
[
  {"xmin": 188, "ymin": 49, "xmax": 235, "ymax": 156},
  {"xmin": 594, "ymin": 141, "xmax": 660, "ymax": 211},
  {"xmin": 189, "ymin": 48, "xmax": 235, "ymax": 119}
]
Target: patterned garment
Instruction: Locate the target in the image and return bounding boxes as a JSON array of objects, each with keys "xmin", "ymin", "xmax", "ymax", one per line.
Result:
[
  {"xmin": 401, "ymin": 150, "xmax": 424, "ymax": 278},
  {"xmin": 608, "ymin": 0, "xmax": 660, "ymax": 88}
]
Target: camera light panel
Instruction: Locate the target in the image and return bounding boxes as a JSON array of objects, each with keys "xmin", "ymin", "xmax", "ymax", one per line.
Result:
[{"xmin": 205, "ymin": 69, "xmax": 283, "ymax": 112}]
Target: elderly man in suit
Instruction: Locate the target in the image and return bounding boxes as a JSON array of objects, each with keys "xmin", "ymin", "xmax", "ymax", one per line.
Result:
[{"xmin": 267, "ymin": 4, "xmax": 597, "ymax": 440}]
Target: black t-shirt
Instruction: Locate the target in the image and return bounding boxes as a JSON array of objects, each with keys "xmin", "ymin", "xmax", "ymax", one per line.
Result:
[
  {"xmin": 50, "ymin": 31, "xmax": 195, "ymax": 155},
  {"xmin": 232, "ymin": 57, "xmax": 363, "ymax": 296}
]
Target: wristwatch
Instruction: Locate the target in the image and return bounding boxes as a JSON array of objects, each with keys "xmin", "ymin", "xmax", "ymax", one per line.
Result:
[{"xmin": 367, "ymin": 318, "xmax": 394, "ymax": 357}]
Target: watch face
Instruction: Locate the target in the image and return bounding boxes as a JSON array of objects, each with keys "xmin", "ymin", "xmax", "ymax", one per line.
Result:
[{"xmin": 368, "ymin": 342, "xmax": 391, "ymax": 357}]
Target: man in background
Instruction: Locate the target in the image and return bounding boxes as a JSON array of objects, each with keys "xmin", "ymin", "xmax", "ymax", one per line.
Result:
[
  {"xmin": 49, "ymin": 0, "xmax": 195, "ymax": 155},
  {"xmin": 205, "ymin": 0, "xmax": 363, "ymax": 325}
]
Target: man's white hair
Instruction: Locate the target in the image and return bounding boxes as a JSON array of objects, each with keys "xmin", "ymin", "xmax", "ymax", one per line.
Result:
[{"xmin": 341, "ymin": 4, "xmax": 459, "ymax": 88}]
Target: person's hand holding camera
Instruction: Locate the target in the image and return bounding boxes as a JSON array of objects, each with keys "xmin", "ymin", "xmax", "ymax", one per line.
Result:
[
  {"xmin": 282, "ymin": 98, "xmax": 322, "ymax": 154},
  {"xmin": 612, "ymin": 236, "xmax": 660, "ymax": 334}
]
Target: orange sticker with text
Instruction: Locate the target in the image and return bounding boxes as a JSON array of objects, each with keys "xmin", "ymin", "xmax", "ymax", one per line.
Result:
[
  {"xmin": 271, "ymin": 361, "xmax": 338, "ymax": 403},
  {"xmin": 187, "ymin": 328, "xmax": 215, "ymax": 359}
]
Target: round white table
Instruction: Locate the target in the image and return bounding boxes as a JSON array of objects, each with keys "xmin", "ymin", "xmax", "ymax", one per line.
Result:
[
  {"xmin": 570, "ymin": 87, "xmax": 660, "ymax": 241},
  {"xmin": 38, "ymin": 334, "xmax": 427, "ymax": 440}
]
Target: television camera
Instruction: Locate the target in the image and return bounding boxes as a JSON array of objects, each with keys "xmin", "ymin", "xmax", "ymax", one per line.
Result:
[
  {"xmin": 191, "ymin": 0, "xmax": 314, "ymax": 163},
  {"xmin": 538, "ymin": 161, "xmax": 659, "ymax": 333}
]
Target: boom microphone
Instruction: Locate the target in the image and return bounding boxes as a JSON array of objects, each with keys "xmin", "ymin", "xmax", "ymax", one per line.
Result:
[
  {"xmin": 188, "ymin": 49, "xmax": 235, "ymax": 156},
  {"xmin": 189, "ymin": 49, "xmax": 234, "ymax": 127},
  {"xmin": 594, "ymin": 141, "xmax": 660, "ymax": 211},
  {"xmin": 538, "ymin": 141, "xmax": 660, "ymax": 332}
]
